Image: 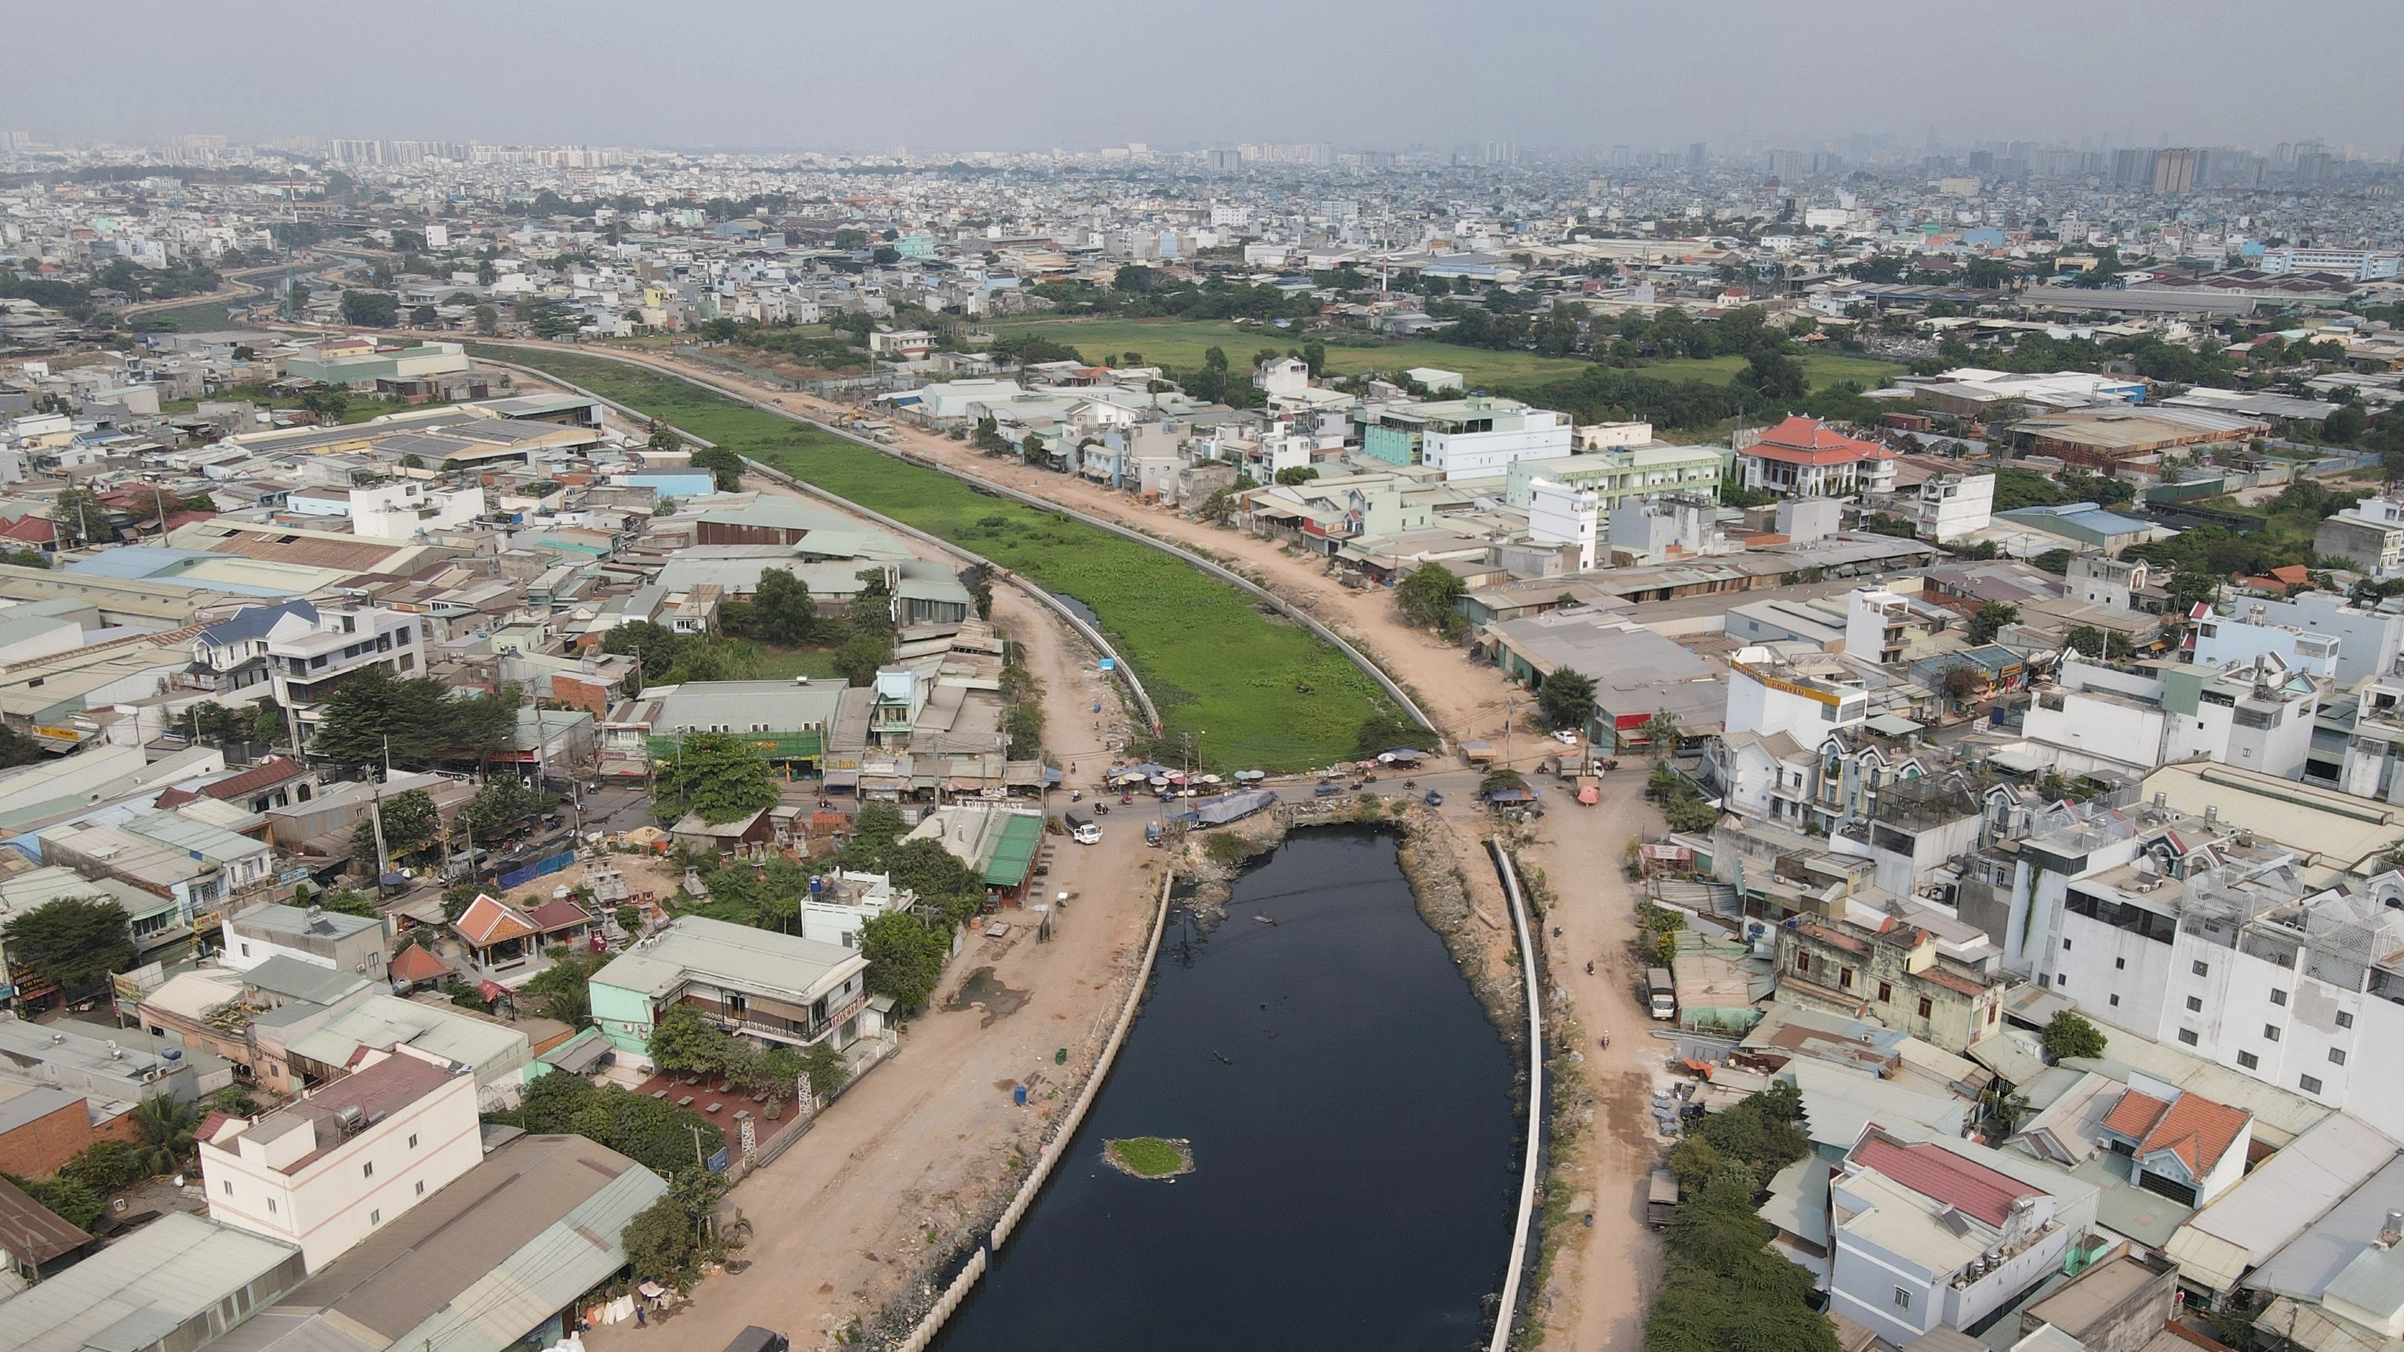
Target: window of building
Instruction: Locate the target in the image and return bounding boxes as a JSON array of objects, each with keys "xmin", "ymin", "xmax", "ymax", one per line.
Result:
[
  {"xmin": 2271, "ymin": 989, "xmax": 2288, "ymax": 1006},
  {"xmin": 2115, "ymin": 957, "xmax": 2125, "ymax": 970},
  {"xmin": 2301, "ymin": 1075, "xmax": 2324, "ymax": 1095},
  {"xmin": 1877, "ymin": 981, "xmax": 1892, "ymax": 1003},
  {"xmin": 2186, "ymin": 996, "xmax": 2203, "ymax": 1013},
  {"xmin": 2178, "ymin": 1028, "xmax": 2200, "ymax": 1046},
  {"xmin": 267, "ymin": 1198, "xmax": 277, "ymax": 1213},
  {"xmin": 1839, "ymin": 968, "xmax": 1854, "ymax": 991},
  {"xmin": 1917, "ymin": 996, "xmax": 1934, "ymax": 1019},
  {"xmin": 370, "ymin": 1208, "xmax": 381, "ymax": 1226},
  {"xmin": 362, "ymin": 1162, "xmax": 374, "ymax": 1178},
  {"xmin": 2193, "ymin": 960, "xmax": 2211, "ymax": 977},
  {"xmin": 2063, "ymin": 938, "xmax": 2073, "ymax": 950},
  {"xmin": 416, "ymin": 1179, "xmax": 427, "ymax": 1196},
  {"xmin": 1795, "ymin": 953, "xmax": 1811, "ymax": 975},
  {"xmin": 1894, "ymin": 1288, "xmax": 1912, "ymax": 1311},
  {"xmin": 222, "ymin": 1180, "xmax": 233, "ymax": 1195},
  {"xmin": 2338, "ymin": 1011, "xmax": 2356, "ymax": 1029},
  {"xmin": 2265, "ymin": 1025, "xmax": 2282, "ymax": 1042},
  {"xmin": 2239, "ymin": 1051, "xmax": 2259, "ymax": 1069},
  {"xmin": 409, "ymin": 1134, "xmax": 418, "ymax": 1149},
  {"xmin": 2109, "ymin": 995, "xmax": 2121, "ymax": 1007},
  {"xmin": 239, "ymin": 943, "xmax": 250, "ymax": 957},
  {"xmin": 2332, "ymin": 1048, "xmax": 2348, "ymax": 1066}
]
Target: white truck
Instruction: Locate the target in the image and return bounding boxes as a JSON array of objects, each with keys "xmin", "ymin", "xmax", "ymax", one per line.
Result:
[
  {"xmin": 1646, "ymin": 966, "xmax": 1677, "ymax": 1021},
  {"xmin": 1067, "ymin": 811, "xmax": 1102, "ymax": 845}
]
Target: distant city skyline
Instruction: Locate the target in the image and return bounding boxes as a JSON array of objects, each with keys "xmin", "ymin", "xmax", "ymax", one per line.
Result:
[{"xmin": 7, "ymin": 0, "xmax": 2401, "ymax": 157}]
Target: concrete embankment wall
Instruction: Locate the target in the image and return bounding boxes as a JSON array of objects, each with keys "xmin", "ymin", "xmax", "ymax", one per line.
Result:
[{"xmin": 1484, "ymin": 841, "xmax": 1547, "ymax": 1352}]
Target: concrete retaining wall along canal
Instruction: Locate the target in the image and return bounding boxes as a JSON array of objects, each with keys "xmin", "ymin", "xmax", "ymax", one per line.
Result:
[
  {"xmin": 1484, "ymin": 841, "xmax": 1547, "ymax": 1352},
  {"xmin": 475, "ymin": 345, "xmax": 1438, "ymax": 741},
  {"xmin": 885, "ymin": 868, "xmax": 1177, "ymax": 1352},
  {"xmin": 474, "ymin": 354, "xmax": 1163, "ymax": 735}
]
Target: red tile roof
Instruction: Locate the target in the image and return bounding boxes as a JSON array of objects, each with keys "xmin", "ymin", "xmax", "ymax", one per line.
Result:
[
  {"xmin": 0, "ymin": 516, "xmax": 57, "ymax": 546},
  {"xmin": 528, "ymin": 899, "xmax": 591, "ymax": 933},
  {"xmin": 1853, "ymin": 1135, "xmax": 2045, "ymax": 1226},
  {"xmin": 389, "ymin": 944, "xmax": 453, "ymax": 985},
  {"xmin": 1743, "ymin": 415, "xmax": 1895, "ymax": 467},
  {"xmin": 2100, "ymin": 1088, "xmax": 2172, "ymax": 1141},
  {"xmin": 454, "ymin": 893, "xmax": 538, "ymax": 947},
  {"xmin": 200, "ymin": 757, "xmax": 304, "ymax": 801},
  {"xmin": 2127, "ymin": 1089, "xmax": 2250, "ymax": 1177}
]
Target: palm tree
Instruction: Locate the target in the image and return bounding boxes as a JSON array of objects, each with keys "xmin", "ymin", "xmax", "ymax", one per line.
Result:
[{"xmin": 129, "ymin": 1096, "xmax": 200, "ymax": 1176}]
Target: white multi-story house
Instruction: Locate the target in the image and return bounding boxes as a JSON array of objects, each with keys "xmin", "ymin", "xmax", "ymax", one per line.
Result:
[
  {"xmin": 201, "ymin": 1047, "xmax": 483, "ymax": 1271},
  {"xmin": 1915, "ymin": 472, "xmax": 1995, "ymax": 543},
  {"xmin": 1524, "ymin": 477, "xmax": 1599, "ymax": 571},
  {"xmin": 1359, "ymin": 397, "xmax": 1571, "ymax": 477},
  {"xmin": 264, "ymin": 604, "xmax": 424, "ymax": 750},
  {"xmin": 2021, "ymin": 655, "xmax": 2321, "ymax": 781},
  {"xmin": 2028, "ymin": 811, "xmax": 2404, "ymax": 1123},
  {"xmin": 348, "ymin": 481, "xmax": 485, "ymax": 540},
  {"xmin": 2316, "ymin": 496, "xmax": 2404, "ymax": 580},
  {"xmin": 187, "ymin": 600, "xmax": 321, "ymax": 696},
  {"xmin": 1826, "ymin": 1127, "xmax": 2097, "ymax": 1347},
  {"xmin": 2193, "ymin": 591, "xmax": 2404, "ymax": 688}
]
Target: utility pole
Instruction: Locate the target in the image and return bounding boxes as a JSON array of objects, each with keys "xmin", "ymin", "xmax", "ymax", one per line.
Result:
[{"xmin": 367, "ymin": 770, "xmax": 392, "ymax": 902}]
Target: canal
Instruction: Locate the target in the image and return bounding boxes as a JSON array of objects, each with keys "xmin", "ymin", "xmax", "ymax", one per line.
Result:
[{"xmin": 932, "ymin": 825, "xmax": 1519, "ymax": 1352}]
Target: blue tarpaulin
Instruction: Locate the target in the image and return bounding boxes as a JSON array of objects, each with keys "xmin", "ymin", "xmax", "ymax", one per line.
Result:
[{"xmin": 497, "ymin": 849, "xmax": 576, "ymax": 890}]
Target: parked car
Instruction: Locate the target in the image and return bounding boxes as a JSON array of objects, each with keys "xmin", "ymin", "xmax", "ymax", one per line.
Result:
[
  {"xmin": 1423, "ymin": 790, "xmax": 1444, "ymax": 807},
  {"xmin": 1551, "ymin": 729, "xmax": 1580, "ymax": 746}
]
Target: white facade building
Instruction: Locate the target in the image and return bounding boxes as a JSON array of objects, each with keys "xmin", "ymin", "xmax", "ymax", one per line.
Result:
[
  {"xmin": 2021, "ymin": 656, "xmax": 2320, "ymax": 780},
  {"xmin": 349, "ymin": 482, "xmax": 485, "ymax": 540},
  {"xmin": 201, "ymin": 1047, "xmax": 483, "ymax": 1270},
  {"xmin": 2195, "ymin": 592, "xmax": 2404, "ymax": 688},
  {"xmin": 1915, "ymin": 472, "xmax": 1995, "ymax": 544},
  {"xmin": 1525, "ymin": 477, "xmax": 1600, "ymax": 571},
  {"xmin": 1827, "ymin": 1128, "xmax": 2096, "ymax": 1348}
]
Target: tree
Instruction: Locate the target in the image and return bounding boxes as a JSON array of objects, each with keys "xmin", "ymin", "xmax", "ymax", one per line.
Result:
[
  {"xmin": 961, "ymin": 563, "xmax": 995, "ymax": 621},
  {"xmin": 747, "ymin": 568, "xmax": 818, "ymax": 645},
  {"xmin": 971, "ymin": 415, "xmax": 1010, "ymax": 454},
  {"xmin": 460, "ymin": 778, "xmax": 545, "ymax": 839},
  {"xmin": 1967, "ymin": 602, "xmax": 2018, "ymax": 645},
  {"xmin": 473, "ymin": 304, "xmax": 499, "ymax": 336},
  {"xmin": 49, "ymin": 484, "xmax": 110, "ymax": 548},
  {"xmin": 600, "ymin": 620, "xmax": 687, "ymax": 690},
  {"xmin": 1643, "ymin": 709, "xmax": 1683, "ymax": 757},
  {"xmin": 127, "ymin": 1095, "xmax": 199, "ymax": 1176},
  {"xmin": 1536, "ymin": 668, "xmax": 1596, "ymax": 732},
  {"xmin": 1, "ymin": 898, "xmax": 134, "ymax": 1003},
  {"xmin": 690, "ymin": 446, "xmax": 746, "ymax": 492},
  {"xmin": 352, "ymin": 788, "xmax": 438, "ymax": 867},
  {"xmin": 2041, "ymin": 1010, "xmax": 2108, "ymax": 1062},
  {"xmin": 658, "ymin": 732, "xmax": 778, "ymax": 825},
  {"xmin": 1396, "ymin": 562, "xmax": 1467, "ymax": 638},
  {"xmin": 522, "ymin": 945, "xmax": 608, "ymax": 1026},
  {"xmin": 647, "ymin": 1003, "xmax": 730, "ymax": 1077},
  {"xmin": 834, "ymin": 631, "xmax": 894, "ymax": 687},
  {"xmin": 1732, "ymin": 349, "xmax": 1807, "ymax": 403},
  {"xmin": 860, "ymin": 911, "xmax": 948, "ymax": 1010},
  {"xmin": 798, "ymin": 1042, "xmax": 849, "ymax": 1099},
  {"xmin": 2325, "ymin": 404, "xmax": 2368, "ymax": 445},
  {"xmin": 339, "ymin": 290, "xmax": 400, "ymax": 327},
  {"xmin": 409, "ymin": 304, "xmax": 438, "ymax": 328},
  {"xmin": 1274, "ymin": 466, "xmax": 1319, "ymax": 486},
  {"xmin": 14, "ymin": 1175, "xmax": 102, "ymax": 1231}
]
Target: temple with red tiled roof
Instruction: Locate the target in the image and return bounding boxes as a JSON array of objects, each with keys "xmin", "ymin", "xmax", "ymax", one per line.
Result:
[
  {"xmin": 452, "ymin": 893, "xmax": 592, "ymax": 971},
  {"xmin": 1735, "ymin": 415, "xmax": 1898, "ymax": 498}
]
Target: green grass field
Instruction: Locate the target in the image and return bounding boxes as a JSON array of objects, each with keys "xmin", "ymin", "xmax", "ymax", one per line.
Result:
[
  {"xmin": 131, "ymin": 299, "xmax": 249, "ymax": 333},
  {"xmin": 979, "ymin": 317, "xmax": 1597, "ymax": 388},
  {"xmin": 477, "ymin": 345, "xmax": 1395, "ymax": 770},
  {"xmin": 1643, "ymin": 351, "xmax": 1903, "ymax": 390}
]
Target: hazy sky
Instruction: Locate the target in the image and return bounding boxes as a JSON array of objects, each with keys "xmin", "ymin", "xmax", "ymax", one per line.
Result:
[{"xmin": 8, "ymin": 0, "xmax": 2401, "ymax": 155}]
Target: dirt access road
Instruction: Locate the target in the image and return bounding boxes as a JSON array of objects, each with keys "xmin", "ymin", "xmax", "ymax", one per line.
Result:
[{"xmin": 515, "ymin": 344, "xmax": 1666, "ymax": 1350}]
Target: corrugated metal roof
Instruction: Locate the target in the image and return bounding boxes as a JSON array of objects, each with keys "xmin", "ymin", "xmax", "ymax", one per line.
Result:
[
  {"xmin": 208, "ymin": 1135, "xmax": 666, "ymax": 1352},
  {"xmin": 2241, "ymin": 1144, "xmax": 2404, "ymax": 1302},
  {"xmin": 2167, "ymin": 1112, "xmax": 2399, "ymax": 1293},
  {"xmin": 983, "ymin": 810, "xmax": 1044, "ymax": 886},
  {"xmin": 2, "ymin": 1212, "xmax": 301, "ymax": 1352}
]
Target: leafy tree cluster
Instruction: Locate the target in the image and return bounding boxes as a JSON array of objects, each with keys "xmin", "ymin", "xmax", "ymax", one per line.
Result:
[
  {"xmin": 312, "ymin": 669, "xmax": 520, "ymax": 772},
  {"xmin": 503, "ymin": 1067, "xmax": 725, "ymax": 1180},
  {"xmin": 689, "ymin": 445, "xmax": 746, "ymax": 492},
  {"xmin": 717, "ymin": 568, "xmax": 820, "ymax": 646},
  {"xmin": 655, "ymin": 732, "xmax": 779, "ymax": 825},
  {"xmin": 1644, "ymin": 1081, "xmax": 1834, "ymax": 1352},
  {"xmin": 1396, "ymin": 562, "xmax": 1469, "ymax": 641},
  {"xmin": 338, "ymin": 290, "xmax": 399, "ymax": 328},
  {"xmin": 351, "ymin": 788, "xmax": 438, "ymax": 869},
  {"xmin": 716, "ymin": 322, "xmax": 867, "ymax": 372},
  {"xmin": 990, "ymin": 333, "xmax": 1087, "ymax": 367},
  {"xmin": 2041, "ymin": 1009, "xmax": 2109, "ymax": 1062},
  {"xmin": 645, "ymin": 1004, "xmax": 846, "ymax": 1101},
  {"xmin": 1, "ymin": 898, "xmax": 135, "ymax": 1003},
  {"xmin": 1536, "ymin": 668, "xmax": 1595, "ymax": 732}
]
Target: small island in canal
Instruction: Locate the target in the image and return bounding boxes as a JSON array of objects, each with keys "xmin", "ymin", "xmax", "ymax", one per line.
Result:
[{"xmin": 1103, "ymin": 1137, "xmax": 1194, "ymax": 1179}]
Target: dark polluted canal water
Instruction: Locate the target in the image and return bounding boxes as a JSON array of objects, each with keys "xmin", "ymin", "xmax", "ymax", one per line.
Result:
[{"xmin": 931, "ymin": 825, "xmax": 1520, "ymax": 1352}]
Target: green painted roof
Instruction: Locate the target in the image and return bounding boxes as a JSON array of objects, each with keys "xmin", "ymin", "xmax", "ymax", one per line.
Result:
[{"xmin": 983, "ymin": 812, "xmax": 1044, "ymax": 887}]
